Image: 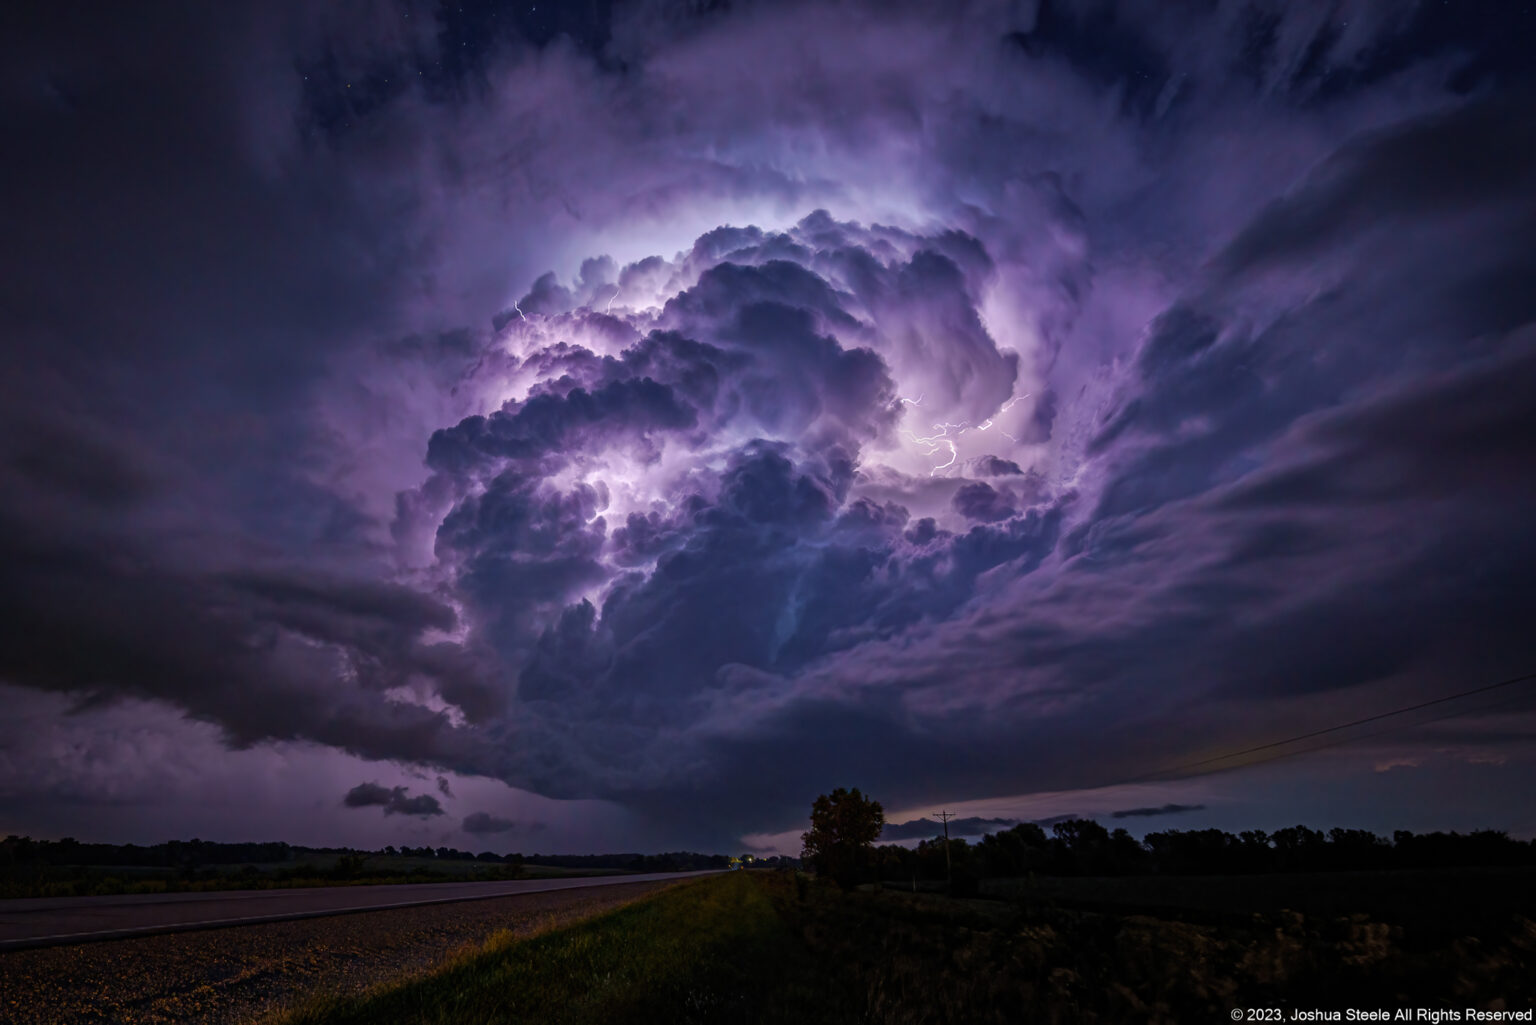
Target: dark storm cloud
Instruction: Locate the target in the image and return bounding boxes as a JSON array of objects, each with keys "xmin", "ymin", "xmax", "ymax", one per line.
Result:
[
  {"xmin": 462, "ymin": 811, "xmax": 519, "ymax": 835},
  {"xmin": 882, "ymin": 816, "xmax": 1021, "ymax": 841},
  {"xmin": 763, "ymin": 97, "xmax": 1536, "ymax": 811},
  {"xmin": 342, "ymin": 782, "xmax": 396, "ymax": 808},
  {"xmin": 343, "ymin": 782, "xmax": 445, "ymax": 817},
  {"xmin": 1111, "ymin": 803, "xmax": 1205, "ymax": 820},
  {"xmin": 0, "ymin": 493, "xmax": 503, "ymax": 766},
  {"xmin": 390, "ymin": 209, "xmax": 1082, "ymax": 817},
  {"xmin": 427, "ymin": 378, "xmax": 698, "ymax": 473},
  {"xmin": 1216, "ymin": 95, "xmax": 1536, "ymax": 280},
  {"xmin": 971, "ymin": 455, "xmax": 1024, "ymax": 477},
  {"xmin": 952, "ymin": 482, "xmax": 1019, "ymax": 523},
  {"xmin": 1027, "ymin": 99, "xmax": 1536, "ymax": 716},
  {"xmin": 3, "ymin": 0, "xmax": 1534, "ymax": 851},
  {"xmin": 0, "ymin": 1, "xmax": 514, "ymax": 787}
]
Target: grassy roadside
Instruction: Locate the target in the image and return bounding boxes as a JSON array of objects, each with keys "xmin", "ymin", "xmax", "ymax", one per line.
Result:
[
  {"xmin": 268, "ymin": 868, "xmax": 1536, "ymax": 1024},
  {"xmin": 270, "ymin": 872, "xmax": 847, "ymax": 1025}
]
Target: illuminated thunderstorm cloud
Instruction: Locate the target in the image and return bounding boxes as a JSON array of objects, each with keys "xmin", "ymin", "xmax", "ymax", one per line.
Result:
[
  {"xmin": 394, "ymin": 215, "xmax": 1065, "ymax": 813},
  {"xmin": 1, "ymin": 0, "xmax": 1534, "ymax": 849}
]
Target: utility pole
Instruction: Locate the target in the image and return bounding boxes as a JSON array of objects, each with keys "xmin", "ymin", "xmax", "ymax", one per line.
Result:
[{"xmin": 937, "ymin": 810, "xmax": 953, "ymax": 891}]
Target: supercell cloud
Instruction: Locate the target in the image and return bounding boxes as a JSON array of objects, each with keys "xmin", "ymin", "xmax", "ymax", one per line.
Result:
[{"xmin": 1, "ymin": 0, "xmax": 1534, "ymax": 850}]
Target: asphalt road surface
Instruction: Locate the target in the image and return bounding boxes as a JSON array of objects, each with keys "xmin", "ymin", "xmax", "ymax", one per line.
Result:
[
  {"xmin": 0, "ymin": 869, "xmax": 722, "ymax": 950},
  {"xmin": 0, "ymin": 876, "xmax": 703, "ymax": 1025}
]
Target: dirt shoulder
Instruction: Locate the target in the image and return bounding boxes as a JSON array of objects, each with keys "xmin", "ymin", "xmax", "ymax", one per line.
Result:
[{"xmin": 0, "ymin": 878, "xmax": 685, "ymax": 1025}]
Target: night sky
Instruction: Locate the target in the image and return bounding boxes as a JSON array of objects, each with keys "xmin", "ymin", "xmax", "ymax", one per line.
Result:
[{"xmin": 3, "ymin": 0, "xmax": 1535, "ymax": 856}]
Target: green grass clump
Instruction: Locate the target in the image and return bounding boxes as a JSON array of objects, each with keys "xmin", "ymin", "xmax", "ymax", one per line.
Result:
[
  {"xmin": 270, "ymin": 869, "xmax": 1536, "ymax": 1024},
  {"xmin": 276, "ymin": 872, "xmax": 845, "ymax": 1025}
]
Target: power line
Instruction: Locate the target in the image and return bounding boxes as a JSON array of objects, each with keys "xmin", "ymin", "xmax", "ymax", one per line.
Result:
[
  {"xmin": 1233, "ymin": 688, "xmax": 1536, "ymax": 768},
  {"xmin": 1128, "ymin": 670, "xmax": 1536, "ymax": 784}
]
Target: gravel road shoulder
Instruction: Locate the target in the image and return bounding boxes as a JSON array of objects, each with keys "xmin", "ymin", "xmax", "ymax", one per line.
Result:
[{"xmin": 0, "ymin": 877, "xmax": 688, "ymax": 1025}]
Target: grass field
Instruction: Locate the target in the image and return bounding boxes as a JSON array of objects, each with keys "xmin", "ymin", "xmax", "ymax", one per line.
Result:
[
  {"xmin": 270, "ymin": 868, "xmax": 1536, "ymax": 1025},
  {"xmin": 272, "ymin": 871, "xmax": 842, "ymax": 1025}
]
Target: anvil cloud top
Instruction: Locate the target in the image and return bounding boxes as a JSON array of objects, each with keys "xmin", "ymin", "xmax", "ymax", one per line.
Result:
[{"xmin": 2, "ymin": 0, "xmax": 1534, "ymax": 852}]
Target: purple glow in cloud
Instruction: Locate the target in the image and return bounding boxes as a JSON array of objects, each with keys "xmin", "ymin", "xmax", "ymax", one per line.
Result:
[{"xmin": 1, "ymin": 0, "xmax": 1534, "ymax": 850}]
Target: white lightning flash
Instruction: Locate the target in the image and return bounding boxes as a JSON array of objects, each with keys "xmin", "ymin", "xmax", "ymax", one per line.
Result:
[
  {"xmin": 902, "ymin": 422, "xmax": 963, "ymax": 476},
  {"xmin": 975, "ymin": 394, "xmax": 1028, "ymax": 432},
  {"xmin": 899, "ymin": 393, "xmax": 1031, "ymax": 475}
]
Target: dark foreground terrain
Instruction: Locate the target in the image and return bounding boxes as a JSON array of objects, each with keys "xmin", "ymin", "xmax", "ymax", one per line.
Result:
[
  {"xmin": 275, "ymin": 868, "xmax": 1533, "ymax": 1025},
  {"xmin": 0, "ymin": 878, "xmax": 689, "ymax": 1025},
  {"xmin": 7, "ymin": 868, "xmax": 1530, "ymax": 1024}
]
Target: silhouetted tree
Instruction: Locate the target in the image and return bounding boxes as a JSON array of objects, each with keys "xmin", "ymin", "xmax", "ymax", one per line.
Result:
[
  {"xmin": 873, "ymin": 842, "xmax": 917, "ymax": 880},
  {"xmin": 1237, "ymin": 830, "xmax": 1273, "ymax": 872},
  {"xmin": 916, "ymin": 835, "xmax": 972, "ymax": 880},
  {"xmin": 802, "ymin": 787, "xmax": 885, "ymax": 889},
  {"xmin": 1051, "ymin": 818, "xmax": 1111, "ymax": 874},
  {"xmin": 975, "ymin": 822, "xmax": 1051, "ymax": 876},
  {"xmin": 1272, "ymin": 825, "xmax": 1327, "ymax": 871},
  {"xmin": 1327, "ymin": 828, "xmax": 1391, "ymax": 870},
  {"xmin": 1107, "ymin": 827, "xmax": 1148, "ymax": 874}
]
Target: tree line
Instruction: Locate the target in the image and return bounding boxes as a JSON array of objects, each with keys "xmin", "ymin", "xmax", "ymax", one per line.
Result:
[
  {"xmin": 1, "ymin": 836, "xmax": 305, "ymax": 869},
  {"xmin": 799, "ymin": 789, "xmax": 1536, "ymax": 891},
  {"xmin": 878, "ymin": 820, "xmax": 1536, "ymax": 884},
  {"xmin": 0, "ymin": 836, "xmax": 535, "ymax": 869},
  {"xmin": 0, "ymin": 836, "xmax": 792, "ymax": 873}
]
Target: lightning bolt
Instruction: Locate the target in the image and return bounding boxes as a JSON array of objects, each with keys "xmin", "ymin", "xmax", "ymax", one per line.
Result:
[
  {"xmin": 899, "ymin": 393, "xmax": 1032, "ymax": 474},
  {"xmin": 929, "ymin": 439, "xmax": 958, "ymax": 473},
  {"xmin": 976, "ymin": 393, "xmax": 1029, "ymax": 434},
  {"xmin": 902, "ymin": 422, "xmax": 963, "ymax": 476},
  {"xmin": 513, "ymin": 300, "xmax": 528, "ymax": 322},
  {"xmin": 899, "ymin": 395, "xmax": 959, "ymax": 475}
]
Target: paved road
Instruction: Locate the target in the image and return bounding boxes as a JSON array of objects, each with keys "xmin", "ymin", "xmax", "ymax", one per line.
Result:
[
  {"xmin": 0, "ymin": 877, "xmax": 700, "ymax": 1025},
  {"xmin": 0, "ymin": 870, "xmax": 722, "ymax": 950}
]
